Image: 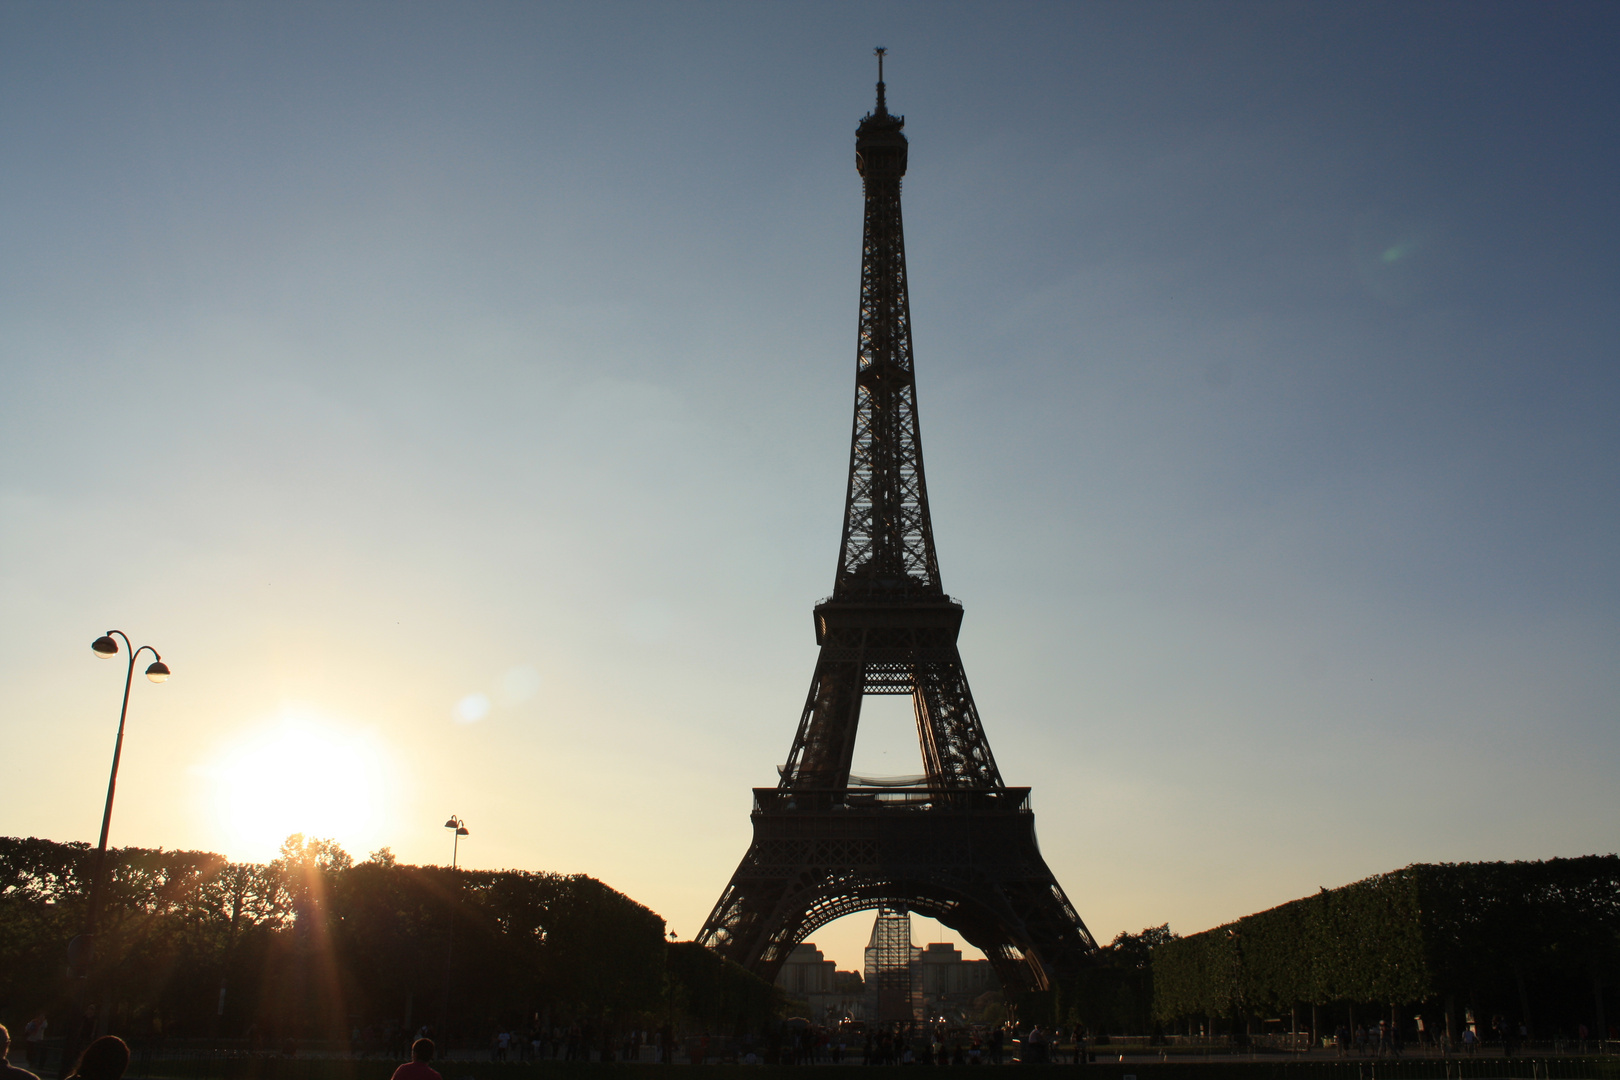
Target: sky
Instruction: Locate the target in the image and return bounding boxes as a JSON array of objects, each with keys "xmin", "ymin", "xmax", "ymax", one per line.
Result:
[{"xmin": 2, "ymin": 2, "xmax": 1617, "ymax": 974}]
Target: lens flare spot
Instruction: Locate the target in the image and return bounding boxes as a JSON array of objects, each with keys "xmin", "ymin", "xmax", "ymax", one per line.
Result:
[{"xmin": 454, "ymin": 693, "xmax": 491, "ymax": 724}]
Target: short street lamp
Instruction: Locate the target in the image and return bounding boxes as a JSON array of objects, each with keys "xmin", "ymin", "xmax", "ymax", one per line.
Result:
[{"xmin": 665, "ymin": 929, "xmax": 679, "ymax": 1064}]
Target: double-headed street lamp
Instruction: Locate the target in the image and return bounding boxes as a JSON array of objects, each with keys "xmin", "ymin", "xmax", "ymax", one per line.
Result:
[
  {"xmin": 440, "ymin": 815, "xmax": 470, "ymax": 1043},
  {"xmin": 61, "ymin": 631, "xmax": 168, "ymax": 1076},
  {"xmin": 79, "ymin": 631, "xmax": 169, "ymax": 964},
  {"xmin": 445, "ymin": 815, "xmax": 469, "ymax": 869}
]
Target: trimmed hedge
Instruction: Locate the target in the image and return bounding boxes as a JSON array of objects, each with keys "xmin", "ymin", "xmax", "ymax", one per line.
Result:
[{"xmin": 1152, "ymin": 856, "xmax": 1620, "ymax": 1022}]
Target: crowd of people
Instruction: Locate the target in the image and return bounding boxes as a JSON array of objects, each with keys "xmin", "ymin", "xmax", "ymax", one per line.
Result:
[
  {"xmin": 1332, "ymin": 1020, "xmax": 1409, "ymax": 1058},
  {"xmin": 1328, "ymin": 1013, "xmax": 1603, "ymax": 1058},
  {"xmin": 450, "ymin": 1018, "xmax": 1097, "ymax": 1066},
  {"xmin": 769, "ymin": 1021, "xmax": 1091, "ymax": 1067}
]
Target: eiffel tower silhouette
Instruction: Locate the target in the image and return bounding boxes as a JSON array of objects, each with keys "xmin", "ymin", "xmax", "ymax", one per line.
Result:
[{"xmin": 697, "ymin": 54, "xmax": 1098, "ymax": 995}]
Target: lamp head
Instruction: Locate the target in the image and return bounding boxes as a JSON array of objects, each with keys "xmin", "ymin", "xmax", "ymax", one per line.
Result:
[
  {"xmin": 444, "ymin": 817, "xmax": 459, "ymax": 829},
  {"xmin": 456, "ymin": 826, "xmax": 469, "ymax": 836},
  {"xmin": 92, "ymin": 635, "xmax": 119, "ymax": 658},
  {"xmin": 145, "ymin": 660, "xmax": 170, "ymax": 683}
]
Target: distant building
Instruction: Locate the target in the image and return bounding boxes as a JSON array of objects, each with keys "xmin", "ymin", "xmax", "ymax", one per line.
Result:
[
  {"xmin": 776, "ymin": 942, "xmax": 866, "ymax": 1022},
  {"xmin": 779, "ymin": 941, "xmax": 837, "ymax": 997},
  {"xmin": 860, "ymin": 909, "xmax": 1000, "ymax": 1024},
  {"xmin": 915, "ymin": 941, "xmax": 997, "ymax": 1022},
  {"xmin": 777, "ymin": 914, "xmax": 1001, "ymax": 1026}
]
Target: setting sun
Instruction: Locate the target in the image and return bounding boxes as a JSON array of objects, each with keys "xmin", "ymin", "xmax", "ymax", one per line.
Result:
[{"xmin": 200, "ymin": 709, "xmax": 396, "ymax": 861}]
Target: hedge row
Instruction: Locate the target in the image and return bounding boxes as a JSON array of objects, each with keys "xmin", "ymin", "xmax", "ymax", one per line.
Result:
[{"xmin": 1151, "ymin": 856, "xmax": 1620, "ymax": 1021}]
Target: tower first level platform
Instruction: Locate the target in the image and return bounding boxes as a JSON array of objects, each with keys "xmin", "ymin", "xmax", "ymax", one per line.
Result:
[{"xmin": 702, "ymin": 785, "xmax": 1095, "ymax": 995}]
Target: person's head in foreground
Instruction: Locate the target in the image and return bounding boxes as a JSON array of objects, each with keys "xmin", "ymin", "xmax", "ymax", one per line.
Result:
[
  {"xmin": 411, "ymin": 1039, "xmax": 434, "ymax": 1063},
  {"xmin": 73, "ymin": 1037, "xmax": 130, "ymax": 1080}
]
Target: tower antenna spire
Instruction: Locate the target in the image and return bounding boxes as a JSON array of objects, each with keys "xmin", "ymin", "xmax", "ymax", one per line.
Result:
[{"xmin": 874, "ymin": 46, "xmax": 887, "ymax": 113}]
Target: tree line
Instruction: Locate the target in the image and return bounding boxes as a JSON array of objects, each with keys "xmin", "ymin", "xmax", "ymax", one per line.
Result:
[
  {"xmin": 10, "ymin": 838, "xmax": 1605, "ymax": 1048},
  {"xmin": 0, "ymin": 835, "xmax": 784, "ymax": 1046}
]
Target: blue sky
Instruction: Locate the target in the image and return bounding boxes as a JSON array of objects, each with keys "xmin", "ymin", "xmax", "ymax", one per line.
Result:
[{"xmin": 2, "ymin": 2, "xmax": 1617, "ymax": 970}]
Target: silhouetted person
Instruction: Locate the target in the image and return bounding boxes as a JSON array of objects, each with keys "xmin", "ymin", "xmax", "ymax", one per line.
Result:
[
  {"xmin": 389, "ymin": 1039, "xmax": 440, "ymax": 1080},
  {"xmin": 21, "ymin": 1016, "xmax": 47, "ymax": 1071},
  {"xmin": 67, "ymin": 1038, "xmax": 127, "ymax": 1080},
  {"xmin": 1, "ymin": 1024, "xmax": 43, "ymax": 1080}
]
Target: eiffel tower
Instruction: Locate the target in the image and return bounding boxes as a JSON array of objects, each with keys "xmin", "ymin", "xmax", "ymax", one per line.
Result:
[{"xmin": 696, "ymin": 54, "xmax": 1098, "ymax": 996}]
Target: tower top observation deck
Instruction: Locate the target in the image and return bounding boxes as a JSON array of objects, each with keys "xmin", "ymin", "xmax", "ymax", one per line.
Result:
[{"xmin": 857, "ymin": 48, "xmax": 907, "ymax": 179}]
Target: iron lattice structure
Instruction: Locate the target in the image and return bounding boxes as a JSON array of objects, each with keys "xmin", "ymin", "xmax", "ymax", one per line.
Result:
[{"xmin": 697, "ymin": 65, "xmax": 1098, "ymax": 997}]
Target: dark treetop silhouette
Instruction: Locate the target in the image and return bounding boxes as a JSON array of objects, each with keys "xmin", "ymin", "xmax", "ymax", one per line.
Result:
[
  {"xmin": 1, "ymin": 836, "xmax": 778, "ymax": 1043},
  {"xmin": 696, "ymin": 56, "xmax": 1099, "ymax": 996}
]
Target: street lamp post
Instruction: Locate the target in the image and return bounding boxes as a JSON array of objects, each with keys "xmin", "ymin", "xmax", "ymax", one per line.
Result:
[
  {"xmin": 665, "ymin": 929, "xmax": 679, "ymax": 1065},
  {"xmin": 82, "ymin": 632, "xmax": 169, "ymax": 948},
  {"xmin": 440, "ymin": 816, "xmax": 469, "ymax": 1048},
  {"xmin": 61, "ymin": 631, "xmax": 169, "ymax": 1076}
]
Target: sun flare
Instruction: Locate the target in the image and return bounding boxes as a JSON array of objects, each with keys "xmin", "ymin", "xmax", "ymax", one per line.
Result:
[{"xmin": 202, "ymin": 710, "xmax": 394, "ymax": 861}]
